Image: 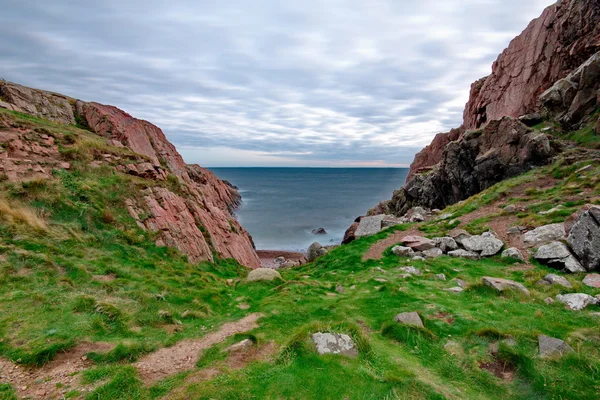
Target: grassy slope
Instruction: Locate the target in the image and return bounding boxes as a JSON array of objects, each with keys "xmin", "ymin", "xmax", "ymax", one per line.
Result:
[{"xmin": 0, "ymin": 110, "xmax": 600, "ymax": 400}]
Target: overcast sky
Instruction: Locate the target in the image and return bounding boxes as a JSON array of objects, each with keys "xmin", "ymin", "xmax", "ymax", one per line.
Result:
[{"xmin": 1, "ymin": 0, "xmax": 553, "ymax": 167}]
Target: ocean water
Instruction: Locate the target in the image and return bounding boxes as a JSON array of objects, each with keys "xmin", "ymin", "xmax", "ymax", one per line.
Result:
[{"xmin": 211, "ymin": 168, "xmax": 408, "ymax": 251}]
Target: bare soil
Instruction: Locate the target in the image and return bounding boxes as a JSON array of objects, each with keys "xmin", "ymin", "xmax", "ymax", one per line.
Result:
[
  {"xmin": 257, "ymin": 250, "xmax": 306, "ymax": 269},
  {"xmin": 362, "ymin": 228, "xmax": 425, "ymax": 261}
]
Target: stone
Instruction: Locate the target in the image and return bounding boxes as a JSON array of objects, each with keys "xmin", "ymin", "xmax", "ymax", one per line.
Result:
[
  {"xmin": 393, "ymin": 312, "xmax": 424, "ymax": 328},
  {"xmin": 225, "ymin": 339, "xmax": 253, "ymax": 353},
  {"xmin": 355, "ymin": 215, "xmax": 385, "ymax": 238},
  {"xmin": 564, "ymin": 204, "xmax": 596, "ymax": 235},
  {"xmin": 534, "ymin": 242, "xmax": 586, "ymax": 273},
  {"xmin": 312, "ymin": 227, "xmax": 327, "ymax": 235},
  {"xmin": 412, "ymin": 256, "xmax": 425, "ymax": 261},
  {"xmin": 307, "ymin": 242, "xmax": 328, "ymax": 262},
  {"xmin": 247, "ymin": 268, "xmax": 282, "ymax": 282},
  {"xmin": 544, "ymin": 297, "xmax": 555, "ymax": 305},
  {"xmin": 507, "ymin": 226, "xmax": 526, "ymax": 235},
  {"xmin": 518, "ymin": 113, "xmax": 543, "ymax": 127},
  {"xmin": 451, "ymin": 230, "xmax": 472, "ymax": 245},
  {"xmin": 342, "ymin": 221, "xmax": 360, "ymax": 244},
  {"xmin": 398, "ymin": 266, "xmax": 421, "ymax": 275},
  {"xmin": 311, "ymin": 333, "xmax": 358, "ymax": 357},
  {"xmin": 423, "ymin": 247, "xmax": 443, "ymax": 259},
  {"xmin": 274, "ymin": 256, "xmax": 286, "ymax": 264},
  {"xmin": 0, "ymin": 81, "xmax": 76, "ymax": 124},
  {"xmin": 434, "ymin": 274, "xmax": 447, "ymax": 281},
  {"xmin": 537, "ymin": 274, "xmax": 572, "ymax": 289},
  {"xmin": 555, "ymin": 293, "xmax": 599, "ymax": 311},
  {"xmin": 432, "ymin": 237, "xmax": 458, "ymax": 253},
  {"xmin": 539, "ymin": 205, "xmax": 565, "ymax": 216},
  {"xmin": 335, "ymin": 284, "xmax": 345, "ymax": 293},
  {"xmin": 402, "ymin": 236, "xmax": 436, "ymax": 251},
  {"xmin": 461, "ymin": 234, "xmax": 504, "ymax": 257},
  {"xmin": 391, "ymin": 246, "xmax": 415, "ymax": 257},
  {"xmin": 567, "ymin": 206, "xmax": 600, "ymax": 271},
  {"xmin": 409, "ymin": 213, "xmax": 425, "ymax": 223},
  {"xmin": 482, "ymin": 277, "xmax": 530, "ymax": 296},
  {"xmin": 538, "ymin": 335, "xmax": 574, "ymax": 358},
  {"xmin": 583, "ymin": 274, "xmax": 600, "ymax": 288},
  {"xmin": 453, "ymin": 278, "xmax": 468, "ymax": 288},
  {"xmin": 501, "ymin": 248, "xmax": 525, "ymax": 261},
  {"xmin": 443, "ymin": 287, "xmax": 464, "ymax": 293},
  {"xmin": 503, "ymin": 205, "xmax": 517, "ymax": 213},
  {"xmin": 523, "ymin": 224, "xmax": 565, "ymax": 246},
  {"xmin": 448, "ymin": 249, "xmax": 480, "ymax": 260}
]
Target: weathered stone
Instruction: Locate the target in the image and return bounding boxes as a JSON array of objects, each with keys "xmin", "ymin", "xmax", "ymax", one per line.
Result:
[
  {"xmin": 537, "ymin": 274, "xmax": 572, "ymax": 289},
  {"xmin": 307, "ymin": 242, "xmax": 328, "ymax": 262},
  {"xmin": 518, "ymin": 113, "xmax": 543, "ymax": 127},
  {"xmin": 461, "ymin": 234, "xmax": 503, "ymax": 257},
  {"xmin": 538, "ymin": 335, "xmax": 574, "ymax": 358},
  {"xmin": 355, "ymin": 215, "xmax": 385, "ymax": 238},
  {"xmin": 402, "ymin": 236, "xmax": 436, "ymax": 251},
  {"xmin": 311, "ymin": 333, "xmax": 358, "ymax": 357},
  {"xmin": 391, "ymin": 246, "xmax": 415, "ymax": 257},
  {"xmin": 247, "ymin": 268, "xmax": 282, "ymax": 282},
  {"xmin": 507, "ymin": 226, "xmax": 526, "ymax": 235},
  {"xmin": 503, "ymin": 205, "xmax": 517, "ymax": 213},
  {"xmin": 433, "ymin": 237, "xmax": 458, "ymax": 253},
  {"xmin": 225, "ymin": 339, "xmax": 253, "ymax": 353},
  {"xmin": 567, "ymin": 206, "xmax": 600, "ymax": 271},
  {"xmin": 482, "ymin": 277, "xmax": 530, "ymax": 296},
  {"xmin": 342, "ymin": 221, "xmax": 360, "ymax": 244},
  {"xmin": 0, "ymin": 81, "xmax": 76, "ymax": 124},
  {"xmin": 448, "ymin": 249, "xmax": 480, "ymax": 260},
  {"xmin": 397, "ymin": 266, "xmax": 422, "ymax": 276},
  {"xmin": 523, "ymin": 224, "xmax": 565, "ymax": 246},
  {"xmin": 534, "ymin": 242, "xmax": 586, "ymax": 273},
  {"xmin": 501, "ymin": 248, "xmax": 525, "ymax": 261},
  {"xmin": 565, "ymin": 204, "xmax": 596, "ymax": 235},
  {"xmin": 423, "ymin": 247, "xmax": 443, "ymax": 259},
  {"xmin": 453, "ymin": 278, "xmax": 468, "ymax": 288},
  {"xmin": 582, "ymin": 274, "xmax": 600, "ymax": 288},
  {"xmin": 555, "ymin": 293, "xmax": 599, "ymax": 311},
  {"xmin": 393, "ymin": 312, "xmax": 424, "ymax": 328},
  {"xmin": 443, "ymin": 287, "xmax": 464, "ymax": 293}
]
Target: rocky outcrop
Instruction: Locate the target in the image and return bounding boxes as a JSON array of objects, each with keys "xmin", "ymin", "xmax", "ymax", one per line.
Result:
[
  {"xmin": 566, "ymin": 205, "xmax": 600, "ymax": 271},
  {"xmin": 407, "ymin": 127, "xmax": 463, "ymax": 180},
  {"xmin": 387, "ymin": 118, "xmax": 554, "ymax": 215},
  {"xmin": 0, "ymin": 81, "xmax": 260, "ymax": 268},
  {"xmin": 463, "ymin": 0, "xmax": 600, "ymax": 129}
]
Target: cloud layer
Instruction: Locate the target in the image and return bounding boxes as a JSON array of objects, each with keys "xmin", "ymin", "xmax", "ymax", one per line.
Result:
[{"xmin": 1, "ymin": 0, "xmax": 553, "ymax": 166}]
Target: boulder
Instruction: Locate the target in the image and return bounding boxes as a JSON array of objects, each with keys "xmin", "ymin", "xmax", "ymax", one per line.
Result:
[
  {"xmin": 501, "ymin": 248, "xmax": 525, "ymax": 261},
  {"xmin": 503, "ymin": 205, "xmax": 517, "ymax": 213},
  {"xmin": 555, "ymin": 293, "xmax": 599, "ymax": 311},
  {"xmin": 536, "ymin": 274, "xmax": 572, "ymax": 289},
  {"xmin": 311, "ymin": 333, "xmax": 358, "ymax": 357},
  {"xmin": 582, "ymin": 274, "xmax": 600, "ymax": 288},
  {"xmin": 402, "ymin": 236, "xmax": 436, "ymax": 251},
  {"xmin": 433, "ymin": 237, "xmax": 458, "ymax": 253},
  {"xmin": 225, "ymin": 339, "xmax": 254, "ymax": 353},
  {"xmin": 538, "ymin": 335, "xmax": 574, "ymax": 358},
  {"xmin": 393, "ymin": 312, "xmax": 424, "ymax": 328},
  {"xmin": 391, "ymin": 246, "xmax": 415, "ymax": 257},
  {"xmin": 451, "ymin": 230, "xmax": 472, "ymax": 246},
  {"xmin": 482, "ymin": 277, "xmax": 530, "ymax": 296},
  {"xmin": 274, "ymin": 256, "xmax": 286, "ymax": 264},
  {"xmin": 355, "ymin": 215, "xmax": 385, "ymax": 238},
  {"xmin": 342, "ymin": 221, "xmax": 360, "ymax": 244},
  {"xmin": 523, "ymin": 224, "xmax": 565, "ymax": 246},
  {"xmin": 567, "ymin": 206, "xmax": 600, "ymax": 271},
  {"xmin": 247, "ymin": 268, "xmax": 282, "ymax": 282},
  {"xmin": 461, "ymin": 233, "xmax": 503, "ymax": 257},
  {"xmin": 518, "ymin": 113, "xmax": 543, "ymax": 127},
  {"xmin": 312, "ymin": 227, "xmax": 327, "ymax": 235},
  {"xmin": 423, "ymin": 247, "xmax": 443, "ymax": 259},
  {"xmin": 448, "ymin": 249, "xmax": 480, "ymax": 260},
  {"xmin": 565, "ymin": 204, "xmax": 596, "ymax": 235},
  {"xmin": 307, "ymin": 242, "xmax": 328, "ymax": 262},
  {"xmin": 534, "ymin": 242, "xmax": 586, "ymax": 273},
  {"xmin": 507, "ymin": 226, "xmax": 526, "ymax": 235}
]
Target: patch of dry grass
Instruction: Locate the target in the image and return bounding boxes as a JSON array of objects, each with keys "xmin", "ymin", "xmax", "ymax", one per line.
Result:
[{"xmin": 0, "ymin": 197, "xmax": 47, "ymax": 231}]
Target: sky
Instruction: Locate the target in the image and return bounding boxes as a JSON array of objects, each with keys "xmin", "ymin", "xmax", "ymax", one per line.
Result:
[{"xmin": 1, "ymin": 0, "xmax": 553, "ymax": 167}]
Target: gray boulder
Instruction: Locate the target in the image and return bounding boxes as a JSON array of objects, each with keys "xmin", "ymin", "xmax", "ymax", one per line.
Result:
[
  {"xmin": 567, "ymin": 206, "xmax": 600, "ymax": 271},
  {"xmin": 397, "ymin": 266, "xmax": 422, "ymax": 275},
  {"xmin": 391, "ymin": 246, "xmax": 414, "ymax": 257},
  {"xmin": 522, "ymin": 223, "xmax": 565, "ymax": 246},
  {"xmin": 538, "ymin": 335, "xmax": 574, "ymax": 358},
  {"xmin": 307, "ymin": 242, "xmax": 328, "ymax": 262},
  {"xmin": 423, "ymin": 247, "xmax": 443, "ymax": 259},
  {"xmin": 247, "ymin": 268, "xmax": 282, "ymax": 282},
  {"xmin": 536, "ymin": 274, "xmax": 572, "ymax": 289},
  {"xmin": 461, "ymin": 233, "xmax": 503, "ymax": 256},
  {"xmin": 583, "ymin": 274, "xmax": 600, "ymax": 288},
  {"xmin": 501, "ymin": 248, "xmax": 525, "ymax": 261},
  {"xmin": 448, "ymin": 249, "xmax": 480, "ymax": 260},
  {"xmin": 433, "ymin": 237, "xmax": 458, "ymax": 253},
  {"xmin": 355, "ymin": 215, "xmax": 385, "ymax": 238},
  {"xmin": 555, "ymin": 293, "xmax": 599, "ymax": 311},
  {"xmin": 393, "ymin": 312, "xmax": 424, "ymax": 328},
  {"xmin": 534, "ymin": 242, "xmax": 585, "ymax": 273},
  {"xmin": 482, "ymin": 277, "xmax": 530, "ymax": 296},
  {"xmin": 402, "ymin": 236, "xmax": 436, "ymax": 251},
  {"xmin": 311, "ymin": 333, "xmax": 358, "ymax": 357},
  {"xmin": 451, "ymin": 230, "xmax": 472, "ymax": 246}
]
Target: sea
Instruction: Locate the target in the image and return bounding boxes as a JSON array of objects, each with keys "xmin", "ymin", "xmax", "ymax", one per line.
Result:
[{"xmin": 211, "ymin": 168, "xmax": 408, "ymax": 251}]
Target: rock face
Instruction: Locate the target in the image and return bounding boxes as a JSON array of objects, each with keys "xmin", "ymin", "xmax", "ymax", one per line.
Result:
[
  {"xmin": 463, "ymin": 0, "xmax": 600, "ymax": 129},
  {"xmin": 407, "ymin": 127, "xmax": 463, "ymax": 180},
  {"xmin": 0, "ymin": 81, "xmax": 261, "ymax": 268},
  {"xmin": 567, "ymin": 206, "xmax": 600, "ymax": 271},
  {"xmin": 387, "ymin": 118, "xmax": 554, "ymax": 215},
  {"xmin": 311, "ymin": 333, "xmax": 358, "ymax": 357}
]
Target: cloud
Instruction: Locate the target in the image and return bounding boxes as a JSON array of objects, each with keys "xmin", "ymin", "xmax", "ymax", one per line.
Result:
[{"xmin": 0, "ymin": 0, "xmax": 553, "ymax": 166}]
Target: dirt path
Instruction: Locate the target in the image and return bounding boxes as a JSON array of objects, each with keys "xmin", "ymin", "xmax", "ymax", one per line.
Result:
[
  {"xmin": 362, "ymin": 228, "xmax": 424, "ymax": 261},
  {"xmin": 0, "ymin": 342, "xmax": 114, "ymax": 399},
  {"xmin": 135, "ymin": 313, "xmax": 263, "ymax": 385}
]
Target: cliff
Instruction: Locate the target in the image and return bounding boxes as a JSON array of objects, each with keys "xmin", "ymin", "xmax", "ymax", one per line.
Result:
[{"xmin": 0, "ymin": 80, "xmax": 261, "ymax": 268}]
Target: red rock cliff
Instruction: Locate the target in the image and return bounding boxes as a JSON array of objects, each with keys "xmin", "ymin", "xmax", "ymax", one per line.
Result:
[
  {"xmin": 463, "ymin": 0, "xmax": 600, "ymax": 129},
  {"xmin": 0, "ymin": 81, "xmax": 261, "ymax": 268}
]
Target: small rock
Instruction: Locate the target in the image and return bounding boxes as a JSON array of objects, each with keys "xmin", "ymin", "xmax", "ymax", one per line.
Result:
[
  {"xmin": 448, "ymin": 249, "xmax": 480, "ymax": 260},
  {"xmin": 583, "ymin": 274, "xmax": 600, "ymax": 288},
  {"xmin": 393, "ymin": 312, "xmax": 424, "ymax": 328},
  {"xmin": 247, "ymin": 268, "xmax": 282, "ymax": 282},
  {"xmin": 402, "ymin": 236, "xmax": 436, "ymax": 251},
  {"xmin": 312, "ymin": 227, "xmax": 327, "ymax": 235},
  {"xmin": 225, "ymin": 339, "xmax": 253, "ymax": 353},
  {"xmin": 391, "ymin": 246, "xmax": 414, "ymax": 257},
  {"xmin": 443, "ymin": 287, "xmax": 463, "ymax": 293},
  {"xmin": 537, "ymin": 274, "xmax": 572, "ymax": 289},
  {"xmin": 434, "ymin": 274, "xmax": 447, "ymax": 281},
  {"xmin": 423, "ymin": 247, "xmax": 443, "ymax": 258},
  {"xmin": 538, "ymin": 205, "xmax": 565, "ymax": 215},
  {"xmin": 555, "ymin": 293, "xmax": 599, "ymax": 311},
  {"xmin": 274, "ymin": 256, "xmax": 286, "ymax": 264},
  {"xmin": 433, "ymin": 237, "xmax": 458, "ymax": 252},
  {"xmin": 538, "ymin": 335, "xmax": 574, "ymax": 357},
  {"xmin": 335, "ymin": 284, "xmax": 345, "ymax": 293},
  {"xmin": 503, "ymin": 205, "xmax": 517, "ymax": 213},
  {"xmin": 311, "ymin": 332, "xmax": 358, "ymax": 357},
  {"xmin": 307, "ymin": 242, "xmax": 328, "ymax": 262},
  {"xmin": 453, "ymin": 278, "xmax": 467, "ymax": 288},
  {"xmin": 544, "ymin": 297, "xmax": 555, "ymax": 305},
  {"xmin": 523, "ymin": 223, "xmax": 565, "ymax": 246},
  {"xmin": 501, "ymin": 248, "xmax": 525, "ymax": 261},
  {"xmin": 439, "ymin": 213, "xmax": 454, "ymax": 220},
  {"xmin": 482, "ymin": 276, "xmax": 530, "ymax": 296},
  {"xmin": 398, "ymin": 266, "xmax": 421, "ymax": 275},
  {"xmin": 575, "ymin": 164, "xmax": 593, "ymax": 174}
]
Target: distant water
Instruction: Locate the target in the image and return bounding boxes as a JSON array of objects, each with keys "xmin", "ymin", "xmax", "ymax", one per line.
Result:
[{"xmin": 211, "ymin": 168, "xmax": 408, "ymax": 251}]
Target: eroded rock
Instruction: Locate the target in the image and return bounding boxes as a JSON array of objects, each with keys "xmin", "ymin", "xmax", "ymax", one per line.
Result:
[
  {"xmin": 482, "ymin": 277, "xmax": 530, "ymax": 296},
  {"xmin": 567, "ymin": 206, "xmax": 600, "ymax": 271},
  {"xmin": 501, "ymin": 248, "xmax": 525, "ymax": 261},
  {"xmin": 307, "ymin": 242, "xmax": 328, "ymax": 262},
  {"xmin": 402, "ymin": 236, "xmax": 436, "ymax": 252},
  {"xmin": 311, "ymin": 333, "xmax": 358, "ymax": 357},
  {"xmin": 555, "ymin": 293, "xmax": 599, "ymax": 311},
  {"xmin": 534, "ymin": 242, "xmax": 585, "ymax": 273},
  {"xmin": 461, "ymin": 233, "xmax": 503, "ymax": 257},
  {"xmin": 523, "ymin": 224, "xmax": 565, "ymax": 246}
]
